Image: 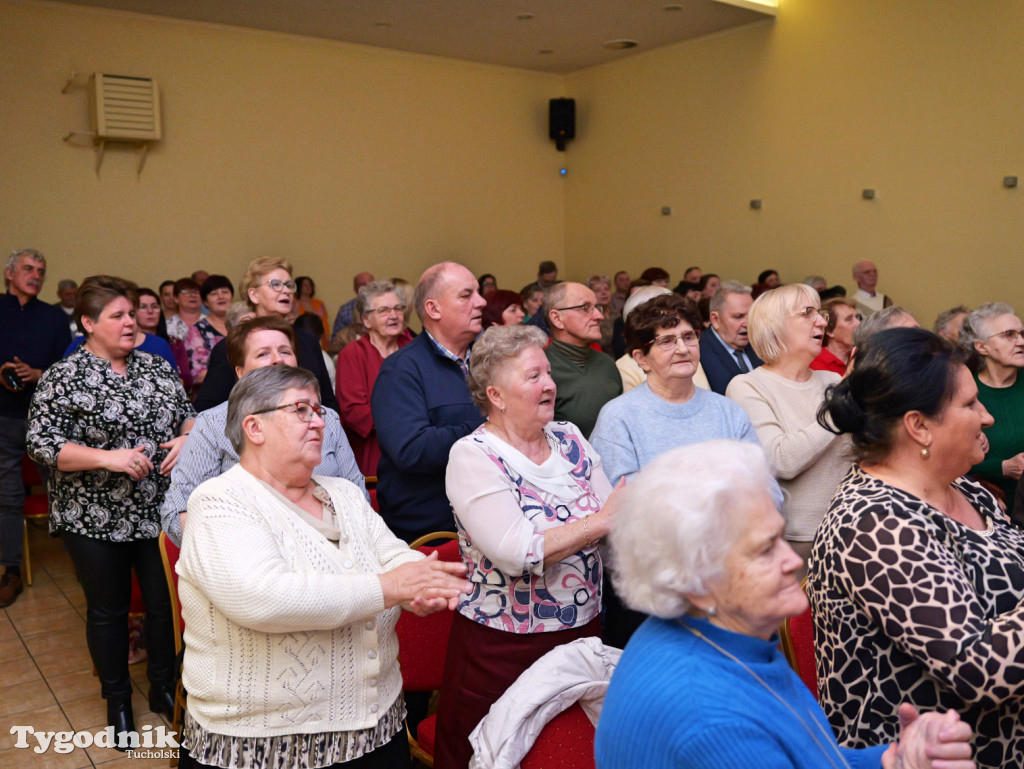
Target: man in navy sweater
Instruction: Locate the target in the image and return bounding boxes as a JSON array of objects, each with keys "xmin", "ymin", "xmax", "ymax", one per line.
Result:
[
  {"xmin": 371, "ymin": 262, "xmax": 487, "ymax": 543},
  {"xmin": 0, "ymin": 249, "xmax": 71, "ymax": 607}
]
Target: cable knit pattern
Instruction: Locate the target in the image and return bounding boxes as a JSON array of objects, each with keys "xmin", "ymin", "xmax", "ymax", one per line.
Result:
[{"xmin": 177, "ymin": 465, "xmax": 422, "ymax": 738}]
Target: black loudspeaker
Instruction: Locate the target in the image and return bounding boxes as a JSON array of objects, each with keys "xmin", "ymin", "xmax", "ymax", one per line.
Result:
[{"xmin": 549, "ymin": 98, "xmax": 575, "ymax": 151}]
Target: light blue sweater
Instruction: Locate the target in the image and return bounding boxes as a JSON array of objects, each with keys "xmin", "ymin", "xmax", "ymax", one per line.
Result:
[
  {"xmin": 595, "ymin": 616, "xmax": 887, "ymax": 769},
  {"xmin": 590, "ymin": 383, "xmax": 782, "ymax": 507}
]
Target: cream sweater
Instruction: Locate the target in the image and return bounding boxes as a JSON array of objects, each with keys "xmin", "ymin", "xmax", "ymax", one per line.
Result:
[
  {"xmin": 177, "ymin": 464, "xmax": 422, "ymax": 737},
  {"xmin": 726, "ymin": 366, "xmax": 851, "ymax": 541}
]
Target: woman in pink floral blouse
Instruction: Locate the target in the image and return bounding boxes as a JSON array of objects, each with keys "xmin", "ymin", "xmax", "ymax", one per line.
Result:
[{"xmin": 434, "ymin": 324, "xmax": 619, "ymax": 769}]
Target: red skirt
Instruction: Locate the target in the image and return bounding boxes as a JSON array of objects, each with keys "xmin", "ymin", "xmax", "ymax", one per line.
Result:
[{"xmin": 433, "ymin": 612, "xmax": 601, "ymax": 769}]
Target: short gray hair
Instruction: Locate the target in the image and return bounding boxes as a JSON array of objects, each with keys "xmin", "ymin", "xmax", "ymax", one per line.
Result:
[
  {"xmin": 747, "ymin": 283, "xmax": 819, "ymax": 364},
  {"xmin": 225, "ymin": 301, "xmax": 255, "ymax": 331},
  {"xmin": 225, "ymin": 365, "xmax": 319, "ymax": 454},
  {"xmin": 467, "ymin": 324, "xmax": 548, "ymax": 412},
  {"xmin": 541, "ymin": 282, "xmax": 573, "ymax": 326},
  {"xmin": 586, "ymin": 274, "xmax": 611, "ymax": 291},
  {"xmin": 708, "ymin": 280, "xmax": 751, "ymax": 315},
  {"xmin": 610, "ymin": 440, "xmax": 774, "ymax": 618},
  {"xmin": 960, "ymin": 302, "xmax": 1016, "ymax": 350},
  {"xmin": 853, "ymin": 305, "xmax": 917, "ymax": 347},
  {"xmin": 802, "ymin": 275, "xmax": 827, "ymax": 289},
  {"xmin": 5, "ymin": 249, "xmax": 45, "ymax": 288},
  {"xmin": 57, "ymin": 278, "xmax": 77, "ymax": 292},
  {"xmin": 356, "ymin": 280, "xmax": 397, "ymax": 317},
  {"xmin": 933, "ymin": 305, "xmax": 969, "ymax": 338}
]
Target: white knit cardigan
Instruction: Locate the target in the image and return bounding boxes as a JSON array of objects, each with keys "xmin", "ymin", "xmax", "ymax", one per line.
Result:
[{"xmin": 177, "ymin": 464, "xmax": 422, "ymax": 738}]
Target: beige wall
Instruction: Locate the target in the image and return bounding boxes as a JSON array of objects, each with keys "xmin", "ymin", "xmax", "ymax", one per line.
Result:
[
  {"xmin": 5, "ymin": 0, "xmax": 1024, "ymax": 325},
  {"xmin": 0, "ymin": 0, "xmax": 566, "ymax": 312},
  {"xmin": 566, "ymin": 0, "xmax": 1024, "ymax": 324}
]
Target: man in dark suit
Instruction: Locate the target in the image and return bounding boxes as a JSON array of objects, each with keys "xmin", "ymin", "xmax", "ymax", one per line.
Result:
[{"xmin": 698, "ymin": 280, "xmax": 763, "ymax": 394}]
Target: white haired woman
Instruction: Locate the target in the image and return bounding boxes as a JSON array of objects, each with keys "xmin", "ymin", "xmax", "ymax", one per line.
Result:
[
  {"xmin": 434, "ymin": 324, "xmax": 618, "ymax": 769},
  {"xmin": 726, "ymin": 283, "xmax": 851, "ymax": 573},
  {"xmin": 176, "ymin": 365, "xmax": 469, "ymax": 769},
  {"xmin": 334, "ymin": 280, "xmax": 411, "ymax": 476},
  {"xmin": 960, "ymin": 302, "xmax": 1024, "ymax": 523},
  {"xmin": 595, "ymin": 440, "xmax": 976, "ymax": 769}
]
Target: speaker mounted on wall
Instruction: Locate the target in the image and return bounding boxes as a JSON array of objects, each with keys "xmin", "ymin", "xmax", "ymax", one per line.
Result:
[{"xmin": 549, "ymin": 98, "xmax": 575, "ymax": 152}]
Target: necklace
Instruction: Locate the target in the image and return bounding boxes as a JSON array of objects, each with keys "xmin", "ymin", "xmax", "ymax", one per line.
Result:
[{"xmin": 680, "ymin": 621, "xmax": 851, "ymax": 769}]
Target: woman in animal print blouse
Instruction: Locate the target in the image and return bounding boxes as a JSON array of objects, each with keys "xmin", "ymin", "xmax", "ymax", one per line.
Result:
[{"xmin": 810, "ymin": 327, "xmax": 1024, "ymax": 769}]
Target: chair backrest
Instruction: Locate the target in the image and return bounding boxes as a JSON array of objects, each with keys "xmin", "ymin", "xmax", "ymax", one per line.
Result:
[
  {"xmin": 520, "ymin": 703, "xmax": 596, "ymax": 769},
  {"xmin": 395, "ymin": 532, "xmax": 459, "ymax": 692},
  {"xmin": 778, "ymin": 579, "xmax": 817, "ymax": 699},
  {"xmin": 158, "ymin": 531, "xmax": 185, "ymax": 656}
]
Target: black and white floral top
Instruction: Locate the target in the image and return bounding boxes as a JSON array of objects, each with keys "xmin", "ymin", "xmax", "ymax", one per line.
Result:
[
  {"xmin": 27, "ymin": 347, "xmax": 195, "ymax": 542},
  {"xmin": 808, "ymin": 465, "xmax": 1024, "ymax": 769}
]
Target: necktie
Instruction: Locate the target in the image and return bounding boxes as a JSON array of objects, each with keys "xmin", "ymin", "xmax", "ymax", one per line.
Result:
[{"xmin": 733, "ymin": 349, "xmax": 748, "ymax": 372}]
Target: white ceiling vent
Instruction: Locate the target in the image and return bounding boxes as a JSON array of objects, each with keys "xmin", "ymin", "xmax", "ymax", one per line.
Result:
[{"xmin": 89, "ymin": 73, "xmax": 161, "ymax": 141}]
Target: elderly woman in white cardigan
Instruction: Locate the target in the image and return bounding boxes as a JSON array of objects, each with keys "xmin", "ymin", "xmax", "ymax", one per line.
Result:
[{"xmin": 176, "ymin": 365, "xmax": 469, "ymax": 769}]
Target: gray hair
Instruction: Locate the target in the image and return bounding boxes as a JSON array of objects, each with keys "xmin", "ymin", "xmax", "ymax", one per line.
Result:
[
  {"xmin": 586, "ymin": 274, "xmax": 611, "ymax": 291},
  {"xmin": 356, "ymin": 280, "xmax": 398, "ymax": 318},
  {"xmin": 5, "ymin": 249, "xmax": 45, "ymax": 289},
  {"xmin": 225, "ymin": 365, "xmax": 319, "ymax": 454},
  {"xmin": 933, "ymin": 305, "xmax": 969, "ymax": 337},
  {"xmin": 853, "ymin": 305, "xmax": 917, "ymax": 348},
  {"xmin": 541, "ymin": 282, "xmax": 573, "ymax": 326},
  {"xmin": 708, "ymin": 280, "xmax": 751, "ymax": 315},
  {"xmin": 747, "ymin": 283, "xmax": 819, "ymax": 364},
  {"xmin": 610, "ymin": 440, "xmax": 774, "ymax": 618},
  {"xmin": 467, "ymin": 324, "xmax": 548, "ymax": 412},
  {"xmin": 622, "ymin": 285, "xmax": 672, "ymax": 324},
  {"xmin": 225, "ymin": 301, "xmax": 255, "ymax": 331},
  {"xmin": 961, "ymin": 302, "xmax": 1016, "ymax": 350},
  {"xmin": 56, "ymin": 278, "xmax": 77, "ymax": 292},
  {"xmin": 802, "ymin": 275, "xmax": 827, "ymax": 289}
]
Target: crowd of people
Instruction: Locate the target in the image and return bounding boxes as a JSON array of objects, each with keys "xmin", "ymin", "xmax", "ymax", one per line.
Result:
[{"xmin": 3, "ymin": 245, "xmax": 1023, "ymax": 768}]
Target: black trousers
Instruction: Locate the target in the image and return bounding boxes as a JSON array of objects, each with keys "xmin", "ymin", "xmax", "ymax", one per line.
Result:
[{"xmin": 63, "ymin": 531, "xmax": 176, "ymax": 702}]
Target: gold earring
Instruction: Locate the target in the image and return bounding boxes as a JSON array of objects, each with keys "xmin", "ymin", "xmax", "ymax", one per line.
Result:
[{"xmin": 920, "ymin": 447, "xmax": 930, "ymax": 459}]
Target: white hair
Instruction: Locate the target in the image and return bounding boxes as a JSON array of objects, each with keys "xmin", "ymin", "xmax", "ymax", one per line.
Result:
[{"xmin": 609, "ymin": 440, "xmax": 774, "ymax": 618}]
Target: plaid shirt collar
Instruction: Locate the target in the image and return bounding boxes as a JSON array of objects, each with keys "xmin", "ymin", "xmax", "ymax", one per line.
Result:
[{"xmin": 425, "ymin": 330, "xmax": 470, "ymax": 377}]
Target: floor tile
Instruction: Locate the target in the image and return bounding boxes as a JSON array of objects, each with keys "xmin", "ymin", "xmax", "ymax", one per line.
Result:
[
  {"xmin": 5, "ymin": 589, "xmax": 72, "ymax": 620},
  {"xmin": 0, "ymin": 677, "xmax": 57, "ymax": 718},
  {"xmin": 0, "ymin": 744, "xmax": 93, "ymax": 769},
  {"xmin": 0, "ymin": 703, "xmax": 72, "ymax": 750},
  {"xmin": 0, "ymin": 634, "xmax": 29, "ymax": 662},
  {"xmin": 61, "ymin": 693, "xmax": 108, "ymax": 732},
  {"xmin": 49, "ymin": 669, "xmax": 102, "ymax": 704},
  {"xmin": 33, "ymin": 645, "xmax": 94, "ymax": 679},
  {"xmin": 23, "ymin": 627, "xmax": 88, "ymax": 658},
  {"xmin": 0, "ymin": 650, "xmax": 43, "ymax": 686},
  {"xmin": 12, "ymin": 607, "xmax": 84, "ymax": 638}
]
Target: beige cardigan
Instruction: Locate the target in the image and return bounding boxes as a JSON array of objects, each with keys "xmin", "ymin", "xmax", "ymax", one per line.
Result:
[{"xmin": 177, "ymin": 464, "xmax": 422, "ymax": 737}]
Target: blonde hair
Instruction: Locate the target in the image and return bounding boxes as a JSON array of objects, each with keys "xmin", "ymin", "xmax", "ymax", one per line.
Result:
[
  {"xmin": 240, "ymin": 256, "xmax": 293, "ymax": 310},
  {"xmin": 747, "ymin": 283, "xmax": 819, "ymax": 364}
]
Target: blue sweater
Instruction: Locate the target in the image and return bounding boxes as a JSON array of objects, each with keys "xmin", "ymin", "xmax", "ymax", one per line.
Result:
[
  {"xmin": 370, "ymin": 332, "xmax": 484, "ymax": 537},
  {"xmin": 0, "ymin": 294, "xmax": 71, "ymax": 419},
  {"xmin": 595, "ymin": 616, "xmax": 887, "ymax": 769}
]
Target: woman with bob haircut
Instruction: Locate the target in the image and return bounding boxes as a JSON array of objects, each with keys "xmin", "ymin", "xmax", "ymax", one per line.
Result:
[
  {"xmin": 726, "ymin": 283, "xmax": 851, "ymax": 572},
  {"xmin": 194, "ymin": 256, "xmax": 338, "ymax": 412},
  {"xmin": 434, "ymin": 324, "xmax": 617, "ymax": 769},
  {"xmin": 959, "ymin": 302, "xmax": 1024, "ymax": 522},
  {"xmin": 811, "ymin": 296, "xmax": 861, "ymax": 375},
  {"xmin": 595, "ymin": 439, "xmax": 976, "ymax": 769},
  {"xmin": 810, "ymin": 327, "xmax": 1024, "ymax": 769},
  {"xmin": 480, "ymin": 288, "xmax": 526, "ymax": 330},
  {"xmin": 176, "ymin": 365, "xmax": 469, "ymax": 769},
  {"xmin": 28, "ymin": 275, "xmax": 194, "ymax": 745}
]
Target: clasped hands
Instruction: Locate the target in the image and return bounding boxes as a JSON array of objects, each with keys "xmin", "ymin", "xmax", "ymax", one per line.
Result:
[
  {"xmin": 881, "ymin": 703, "xmax": 975, "ymax": 769},
  {"xmin": 379, "ymin": 552, "xmax": 472, "ymax": 617}
]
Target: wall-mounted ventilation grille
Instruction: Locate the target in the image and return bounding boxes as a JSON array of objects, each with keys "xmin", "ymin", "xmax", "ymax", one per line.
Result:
[{"xmin": 89, "ymin": 73, "xmax": 161, "ymax": 141}]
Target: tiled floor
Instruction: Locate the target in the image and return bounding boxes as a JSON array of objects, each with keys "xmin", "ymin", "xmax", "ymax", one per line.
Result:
[{"xmin": 1, "ymin": 519, "xmax": 175, "ymax": 768}]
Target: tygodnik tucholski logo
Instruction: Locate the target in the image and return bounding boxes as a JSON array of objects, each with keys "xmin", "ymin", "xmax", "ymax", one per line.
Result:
[{"xmin": 9, "ymin": 723, "xmax": 179, "ymax": 756}]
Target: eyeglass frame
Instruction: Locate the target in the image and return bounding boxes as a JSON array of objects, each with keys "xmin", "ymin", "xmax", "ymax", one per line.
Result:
[
  {"xmin": 641, "ymin": 329, "xmax": 702, "ymax": 352},
  {"xmin": 263, "ymin": 278, "xmax": 298, "ymax": 293},
  {"xmin": 250, "ymin": 400, "xmax": 327, "ymax": 422},
  {"xmin": 365, "ymin": 303, "xmax": 407, "ymax": 317},
  {"xmin": 794, "ymin": 306, "xmax": 830, "ymax": 322},
  {"xmin": 986, "ymin": 328, "xmax": 1024, "ymax": 343},
  {"xmin": 555, "ymin": 302, "xmax": 604, "ymax": 316}
]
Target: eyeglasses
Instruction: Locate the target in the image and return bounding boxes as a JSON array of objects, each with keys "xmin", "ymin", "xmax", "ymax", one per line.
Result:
[
  {"xmin": 264, "ymin": 279, "xmax": 297, "ymax": 293},
  {"xmin": 794, "ymin": 306, "xmax": 830, "ymax": 322},
  {"xmin": 178, "ymin": 289, "xmax": 200, "ymax": 296},
  {"xmin": 643, "ymin": 330, "xmax": 701, "ymax": 352},
  {"xmin": 366, "ymin": 304, "xmax": 407, "ymax": 317},
  {"xmin": 555, "ymin": 302, "xmax": 603, "ymax": 316},
  {"xmin": 252, "ymin": 401, "xmax": 326, "ymax": 422},
  {"xmin": 987, "ymin": 328, "xmax": 1024, "ymax": 343}
]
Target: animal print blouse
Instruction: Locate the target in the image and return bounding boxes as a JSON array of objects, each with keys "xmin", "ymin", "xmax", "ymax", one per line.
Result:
[{"xmin": 808, "ymin": 465, "xmax": 1024, "ymax": 769}]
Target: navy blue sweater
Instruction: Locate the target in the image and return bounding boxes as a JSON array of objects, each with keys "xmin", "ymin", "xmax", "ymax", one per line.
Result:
[
  {"xmin": 371, "ymin": 333, "xmax": 484, "ymax": 538},
  {"xmin": 0, "ymin": 294, "xmax": 71, "ymax": 419}
]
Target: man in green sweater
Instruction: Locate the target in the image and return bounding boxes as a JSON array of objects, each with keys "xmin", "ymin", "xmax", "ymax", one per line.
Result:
[{"xmin": 543, "ymin": 281, "xmax": 622, "ymax": 438}]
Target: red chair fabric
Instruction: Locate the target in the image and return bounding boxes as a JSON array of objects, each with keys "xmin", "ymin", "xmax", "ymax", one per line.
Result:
[
  {"xmin": 520, "ymin": 703, "xmax": 596, "ymax": 769},
  {"xmin": 417, "ymin": 713, "xmax": 437, "ymax": 755},
  {"xmin": 787, "ymin": 604, "xmax": 818, "ymax": 699}
]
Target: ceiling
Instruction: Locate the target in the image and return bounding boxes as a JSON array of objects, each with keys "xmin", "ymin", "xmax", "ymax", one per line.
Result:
[{"xmin": 58, "ymin": 0, "xmax": 778, "ymax": 74}]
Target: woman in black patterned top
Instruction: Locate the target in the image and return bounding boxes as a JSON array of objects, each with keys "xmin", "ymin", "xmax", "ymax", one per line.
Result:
[
  {"xmin": 27, "ymin": 275, "xmax": 195, "ymax": 749},
  {"xmin": 810, "ymin": 327, "xmax": 1024, "ymax": 769}
]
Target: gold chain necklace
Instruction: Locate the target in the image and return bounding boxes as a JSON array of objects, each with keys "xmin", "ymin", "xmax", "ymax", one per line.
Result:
[{"xmin": 680, "ymin": 621, "xmax": 851, "ymax": 769}]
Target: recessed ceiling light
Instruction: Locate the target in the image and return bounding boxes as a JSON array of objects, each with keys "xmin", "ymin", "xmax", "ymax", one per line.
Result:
[
  {"xmin": 517, "ymin": 13, "xmax": 534, "ymax": 21},
  {"xmin": 601, "ymin": 39, "xmax": 638, "ymax": 50}
]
